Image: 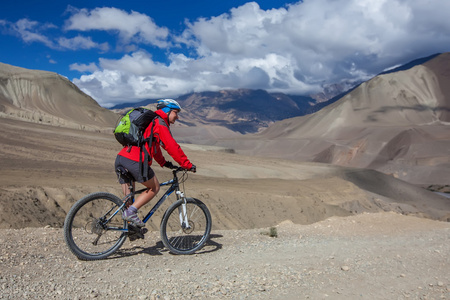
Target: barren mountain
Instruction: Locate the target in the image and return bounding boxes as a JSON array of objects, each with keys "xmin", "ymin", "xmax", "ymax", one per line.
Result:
[
  {"xmin": 113, "ymin": 89, "xmax": 320, "ymax": 134},
  {"xmin": 0, "ymin": 62, "xmax": 118, "ymax": 132},
  {"xmin": 218, "ymin": 53, "xmax": 450, "ymax": 185}
]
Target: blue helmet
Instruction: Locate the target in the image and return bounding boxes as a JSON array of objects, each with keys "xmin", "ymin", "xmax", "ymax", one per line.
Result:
[{"xmin": 157, "ymin": 99, "xmax": 181, "ymax": 113}]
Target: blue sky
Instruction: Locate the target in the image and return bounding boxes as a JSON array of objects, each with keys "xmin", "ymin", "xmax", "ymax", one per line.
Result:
[{"xmin": 1, "ymin": 0, "xmax": 450, "ymax": 107}]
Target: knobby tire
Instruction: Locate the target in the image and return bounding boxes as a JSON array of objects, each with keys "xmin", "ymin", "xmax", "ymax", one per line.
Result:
[
  {"xmin": 160, "ymin": 198, "xmax": 212, "ymax": 255},
  {"xmin": 63, "ymin": 192, "xmax": 128, "ymax": 260}
]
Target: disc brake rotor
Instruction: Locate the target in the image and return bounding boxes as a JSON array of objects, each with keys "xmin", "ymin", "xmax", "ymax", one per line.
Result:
[{"xmin": 183, "ymin": 220, "xmax": 195, "ymax": 234}]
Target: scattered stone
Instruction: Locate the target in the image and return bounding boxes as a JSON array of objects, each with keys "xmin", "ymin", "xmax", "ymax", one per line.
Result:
[{"xmin": 1, "ymin": 216, "xmax": 449, "ymax": 299}]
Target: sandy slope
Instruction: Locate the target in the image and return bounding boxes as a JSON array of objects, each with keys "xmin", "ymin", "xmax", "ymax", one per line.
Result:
[
  {"xmin": 0, "ymin": 62, "xmax": 118, "ymax": 132},
  {"xmin": 1, "ymin": 117, "xmax": 449, "ymax": 231}
]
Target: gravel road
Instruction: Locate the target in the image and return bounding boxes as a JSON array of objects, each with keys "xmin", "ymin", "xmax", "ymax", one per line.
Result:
[{"xmin": 1, "ymin": 212, "xmax": 449, "ymax": 300}]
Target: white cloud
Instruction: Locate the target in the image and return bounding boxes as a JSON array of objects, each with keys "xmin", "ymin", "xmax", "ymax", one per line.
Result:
[
  {"xmin": 70, "ymin": 0, "xmax": 450, "ymax": 107},
  {"xmin": 2, "ymin": 18, "xmax": 57, "ymax": 48},
  {"xmin": 47, "ymin": 55, "xmax": 57, "ymax": 64},
  {"xmin": 1, "ymin": 17, "xmax": 111, "ymax": 52},
  {"xmin": 69, "ymin": 62, "xmax": 99, "ymax": 73},
  {"xmin": 65, "ymin": 7, "xmax": 170, "ymax": 48},
  {"xmin": 58, "ymin": 35, "xmax": 109, "ymax": 51}
]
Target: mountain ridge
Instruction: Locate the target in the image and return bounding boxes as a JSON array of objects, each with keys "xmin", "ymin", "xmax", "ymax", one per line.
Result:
[
  {"xmin": 213, "ymin": 53, "xmax": 450, "ymax": 184},
  {"xmin": 0, "ymin": 62, "xmax": 118, "ymax": 132},
  {"xmin": 111, "ymin": 89, "xmax": 322, "ymax": 134}
]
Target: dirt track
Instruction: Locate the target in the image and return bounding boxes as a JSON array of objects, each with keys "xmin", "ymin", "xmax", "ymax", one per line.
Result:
[{"xmin": 1, "ymin": 213, "xmax": 449, "ymax": 299}]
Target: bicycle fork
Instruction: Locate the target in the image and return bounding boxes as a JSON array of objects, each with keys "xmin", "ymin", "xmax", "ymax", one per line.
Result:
[{"xmin": 176, "ymin": 191, "xmax": 191, "ymax": 230}]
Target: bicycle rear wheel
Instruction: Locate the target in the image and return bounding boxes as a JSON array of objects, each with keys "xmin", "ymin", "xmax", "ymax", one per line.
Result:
[
  {"xmin": 63, "ymin": 192, "xmax": 128, "ymax": 260},
  {"xmin": 160, "ymin": 198, "xmax": 212, "ymax": 255}
]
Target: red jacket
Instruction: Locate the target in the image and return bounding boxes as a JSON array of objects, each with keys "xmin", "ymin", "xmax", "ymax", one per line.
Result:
[{"xmin": 118, "ymin": 110, "xmax": 193, "ymax": 169}]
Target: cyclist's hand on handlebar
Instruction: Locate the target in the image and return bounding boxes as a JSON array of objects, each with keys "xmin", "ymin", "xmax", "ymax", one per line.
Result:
[
  {"xmin": 164, "ymin": 161, "xmax": 177, "ymax": 169},
  {"xmin": 190, "ymin": 164, "xmax": 197, "ymax": 173}
]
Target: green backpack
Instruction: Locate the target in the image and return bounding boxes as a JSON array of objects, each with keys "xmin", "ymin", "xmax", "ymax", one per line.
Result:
[
  {"xmin": 114, "ymin": 107, "xmax": 159, "ymax": 181},
  {"xmin": 114, "ymin": 107, "xmax": 158, "ymax": 147}
]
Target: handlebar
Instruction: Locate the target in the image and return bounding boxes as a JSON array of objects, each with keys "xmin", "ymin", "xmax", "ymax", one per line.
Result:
[
  {"xmin": 171, "ymin": 166, "xmax": 196, "ymax": 173},
  {"xmin": 167, "ymin": 162, "xmax": 196, "ymax": 173}
]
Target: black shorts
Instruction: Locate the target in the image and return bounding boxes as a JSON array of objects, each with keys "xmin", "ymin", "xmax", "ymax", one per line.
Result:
[{"xmin": 115, "ymin": 155, "xmax": 155, "ymax": 184}]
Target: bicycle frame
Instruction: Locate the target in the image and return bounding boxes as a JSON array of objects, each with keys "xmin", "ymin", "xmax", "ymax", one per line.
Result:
[
  {"xmin": 64, "ymin": 165, "xmax": 211, "ymax": 259},
  {"xmin": 109, "ymin": 168, "xmax": 184, "ymax": 233}
]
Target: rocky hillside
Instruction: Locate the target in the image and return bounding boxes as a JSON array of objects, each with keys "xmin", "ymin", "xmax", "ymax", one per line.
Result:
[
  {"xmin": 176, "ymin": 90, "xmax": 318, "ymax": 133},
  {"xmin": 217, "ymin": 53, "xmax": 450, "ymax": 185},
  {"xmin": 0, "ymin": 62, "xmax": 118, "ymax": 132},
  {"xmin": 112, "ymin": 89, "xmax": 326, "ymax": 134}
]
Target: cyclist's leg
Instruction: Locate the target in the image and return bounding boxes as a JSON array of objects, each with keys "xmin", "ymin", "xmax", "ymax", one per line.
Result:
[
  {"xmin": 133, "ymin": 175, "xmax": 160, "ymax": 209},
  {"xmin": 115, "ymin": 156, "xmax": 133, "ymax": 196},
  {"xmin": 120, "ymin": 183, "xmax": 128, "ymax": 196},
  {"xmin": 115, "ymin": 156, "xmax": 135, "ymax": 208},
  {"xmin": 122, "ymin": 176, "xmax": 159, "ymax": 227},
  {"xmin": 116, "ymin": 156, "xmax": 160, "ymax": 226},
  {"xmin": 115, "ymin": 155, "xmax": 159, "ymax": 204},
  {"xmin": 122, "ymin": 165, "xmax": 160, "ymax": 227},
  {"xmin": 120, "ymin": 182, "xmax": 135, "ymax": 208}
]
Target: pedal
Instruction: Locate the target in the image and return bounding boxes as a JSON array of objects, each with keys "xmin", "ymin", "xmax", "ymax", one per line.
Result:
[
  {"xmin": 128, "ymin": 234, "xmax": 142, "ymax": 241},
  {"xmin": 128, "ymin": 225, "xmax": 147, "ymax": 241}
]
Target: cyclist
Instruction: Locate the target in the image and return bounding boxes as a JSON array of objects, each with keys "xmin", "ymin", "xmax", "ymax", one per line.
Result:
[{"xmin": 115, "ymin": 99, "xmax": 196, "ymax": 227}]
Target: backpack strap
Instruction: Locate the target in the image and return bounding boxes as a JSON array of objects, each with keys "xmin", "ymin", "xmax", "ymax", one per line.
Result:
[{"xmin": 138, "ymin": 120, "xmax": 156, "ymax": 181}]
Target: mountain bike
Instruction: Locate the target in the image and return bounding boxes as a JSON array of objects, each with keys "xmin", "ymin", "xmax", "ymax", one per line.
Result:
[{"xmin": 63, "ymin": 167, "xmax": 212, "ymax": 260}]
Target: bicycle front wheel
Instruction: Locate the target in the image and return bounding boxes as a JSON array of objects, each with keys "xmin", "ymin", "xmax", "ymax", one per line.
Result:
[
  {"xmin": 160, "ymin": 198, "xmax": 212, "ymax": 255},
  {"xmin": 63, "ymin": 192, "xmax": 128, "ymax": 260}
]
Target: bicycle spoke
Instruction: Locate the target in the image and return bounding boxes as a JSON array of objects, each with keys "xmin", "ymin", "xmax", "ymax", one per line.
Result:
[
  {"xmin": 161, "ymin": 198, "xmax": 211, "ymax": 254},
  {"xmin": 64, "ymin": 193, "xmax": 128, "ymax": 260},
  {"xmin": 187, "ymin": 205, "xmax": 202, "ymax": 223}
]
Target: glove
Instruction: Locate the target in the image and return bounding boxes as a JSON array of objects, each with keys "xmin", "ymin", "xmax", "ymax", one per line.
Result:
[
  {"xmin": 190, "ymin": 164, "xmax": 197, "ymax": 173},
  {"xmin": 164, "ymin": 161, "xmax": 175, "ymax": 169}
]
